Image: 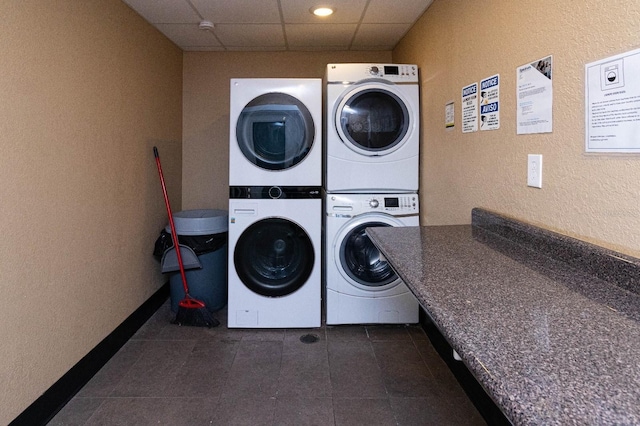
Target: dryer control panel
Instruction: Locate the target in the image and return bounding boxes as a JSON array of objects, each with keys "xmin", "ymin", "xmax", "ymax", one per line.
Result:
[
  {"xmin": 326, "ymin": 63, "xmax": 419, "ymax": 83},
  {"xmin": 327, "ymin": 193, "xmax": 418, "ymax": 216}
]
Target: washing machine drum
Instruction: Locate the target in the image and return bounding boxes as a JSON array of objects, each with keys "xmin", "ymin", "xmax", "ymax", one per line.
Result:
[
  {"xmin": 234, "ymin": 218, "xmax": 315, "ymax": 297},
  {"xmin": 236, "ymin": 93, "xmax": 315, "ymax": 171},
  {"xmin": 339, "ymin": 222, "xmax": 398, "ymax": 287},
  {"xmin": 337, "ymin": 87, "xmax": 410, "ymax": 155}
]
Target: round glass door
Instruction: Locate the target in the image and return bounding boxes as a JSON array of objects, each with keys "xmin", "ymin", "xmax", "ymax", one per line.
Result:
[
  {"xmin": 234, "ymin": 218, "xmax": 315, "ymax": 297},
  {"xmin": 339, "ymin": 222, "xmax": 398, "ymax": 288},
  {"xmin": 236, "ymin": 93, "xmax": 315, "ymax": 170},
  {"xmin": 336, "ymin": 86, "xmax": 410, "ymax": 155}
]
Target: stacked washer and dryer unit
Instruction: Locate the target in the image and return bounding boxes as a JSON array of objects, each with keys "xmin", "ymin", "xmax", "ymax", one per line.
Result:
[
  {"xmin": 226, "ymin": 65, "xmax": 420, "ymax": 328},
  {"xmin": 324, "ymin": 63, "xmax": 421, "ymax": 325},
  {"xmin": 227, "ymin": 79, "xmax": 322, "ymax": 328}
]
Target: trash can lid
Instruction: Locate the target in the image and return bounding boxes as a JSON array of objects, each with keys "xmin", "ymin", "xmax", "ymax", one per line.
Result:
[{"xmin": 165, "ymin": 209, "xmax": 228, "ymax": 235}]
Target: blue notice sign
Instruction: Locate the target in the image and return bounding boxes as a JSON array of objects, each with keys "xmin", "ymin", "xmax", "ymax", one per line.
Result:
[{"xmin": 479, "ymin": 74, "xmax": 500, "ymax": 131}]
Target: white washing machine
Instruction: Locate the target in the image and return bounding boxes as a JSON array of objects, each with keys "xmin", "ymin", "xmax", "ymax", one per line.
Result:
[
  {"xmin": 230, "ymin": 78, "xmax": 322, "ymax": 187},
  {"xmin": 228, "ymin": 188, "xmax": 321, "ymax": 328},
  {"xmin": 324, "ymin": 63, "xmax": 420, "ymax": 193},
  {"xmin": 324, "ymin": 192, "xmax": 419, "ymax": 325}
]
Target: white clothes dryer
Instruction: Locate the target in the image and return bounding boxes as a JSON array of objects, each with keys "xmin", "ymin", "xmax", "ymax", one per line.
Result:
[
  {"xmin": 324, "ymin": 192, "xmax": 419, "ymax": 325},
  {"xmin": 229, "ymin": 78, "xmax": 322, "ymax": 187},
  {"xmin": 324, "ymin": 64, "xmax": 420, "ymax": 193},
  {"xmin": 228, "ymin": 188, "xmax": 321, "ymax": 328}
]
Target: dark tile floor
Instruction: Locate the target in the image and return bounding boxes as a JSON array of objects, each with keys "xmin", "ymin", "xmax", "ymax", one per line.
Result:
[{"xmin": 50, "ymin": 303, "xmax": 485, "ymax": 425}]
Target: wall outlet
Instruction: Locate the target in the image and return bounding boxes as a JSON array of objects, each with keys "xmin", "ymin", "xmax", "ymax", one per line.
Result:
[{"xmin": 527, "ymin": 154, "xmax": 542, "ymax": 188}]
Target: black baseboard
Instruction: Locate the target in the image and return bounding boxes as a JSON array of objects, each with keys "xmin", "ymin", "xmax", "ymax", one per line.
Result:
[
  {"xmin": 10, "ymin": 283, "xmax": 169, "ymax": 426},
  {"xmin": 419, "ymin": 308, "xmax": 512, "ymax": 426}
]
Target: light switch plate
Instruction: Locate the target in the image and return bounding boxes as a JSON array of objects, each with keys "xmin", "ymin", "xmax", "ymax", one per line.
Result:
[{"xmin": 527, "ymin": 154, "xmax": 542, "ymax": 188}]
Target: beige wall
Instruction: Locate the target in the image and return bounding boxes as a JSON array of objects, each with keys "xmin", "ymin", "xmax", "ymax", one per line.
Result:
[
  {"xmin": 0, "ymin": 1, "xmax": 182, "ymax": 422},
  {"xmin": 8, "ymin": 0, "xmax": 640, "ymax": 421},
  {"xmin": 182, "ymin": 51, "xmax": 391, "ymax": 210},
  {"xmin": 394, "ymin": 0, "xmax": 640, "ymax": 257}
]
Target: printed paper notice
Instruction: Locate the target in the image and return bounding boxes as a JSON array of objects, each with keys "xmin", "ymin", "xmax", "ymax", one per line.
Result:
[
  {"xmin": 586, "ymin": 47, "xmax": 640, "ymax": 153},
  {"xmin": 480, "ymin": 74, "xmax": 500, "ymax": 130},
  {"xmin": 517, "ymin": 56, "xmax": 553, "ymax": 134},
  {"xmin": 445, "ymin": 101, "xmax": 455, "ymax": 129},
  {"xmin": 461, "ymin": 83, "xmax": 478, "ymax": 133}
]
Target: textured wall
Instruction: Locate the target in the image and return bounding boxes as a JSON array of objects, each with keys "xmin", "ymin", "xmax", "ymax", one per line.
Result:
[
  {"xmin": 394, "ymin": 0, "xmax": 640, "ymax": 257},
  {"xmin": 0, "ymin": 1, "xmax": 182, "ymax": 422},
  {"xmin": 182, "ymin": 51, "xmax": 392, "ymax": 210}
]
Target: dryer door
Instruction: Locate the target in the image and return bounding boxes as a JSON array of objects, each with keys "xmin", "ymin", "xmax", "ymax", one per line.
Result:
[
  {"xmin": 334, "ymin": 214, "xmax": 403, "ymax": 292},
  {"xmin": 334, "ymin": 83, "xmax": 412, "ymax": 156},
  {"xmin": 234, "ymin": 217, "xmax": 315, "ymax": 297},
  {"xmin": 236, "ymin": 93, "xmax": 315, "ymax": 170}
]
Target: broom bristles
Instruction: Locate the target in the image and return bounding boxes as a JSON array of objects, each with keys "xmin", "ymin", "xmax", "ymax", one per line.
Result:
[{"xmin": 171, "ymin": 296, "xmax": 220, "ymax": 328}]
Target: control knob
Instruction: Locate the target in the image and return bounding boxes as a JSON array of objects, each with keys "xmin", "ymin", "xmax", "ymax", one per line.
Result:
[
  {"xmin": 369, "ymin": 198, "xmax": 379, "ymax": 208},
  {"xmin": 268, "ymin": 186, "xmax": 283, "ymax": 199}
]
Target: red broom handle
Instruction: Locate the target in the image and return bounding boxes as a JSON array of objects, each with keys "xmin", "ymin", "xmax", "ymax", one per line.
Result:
[{"xmin": 153, "ymin": 147, "xmax": 189, "ymax": 294}]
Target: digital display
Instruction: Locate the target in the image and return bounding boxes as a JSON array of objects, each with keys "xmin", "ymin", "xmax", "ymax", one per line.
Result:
[
  {"xmin": 384, "ymin": 197, "xmax": 399, "ymax": 208},
  {"xmin": 384, "ymin": 66, "xmax": 399, "ymax": 75}
]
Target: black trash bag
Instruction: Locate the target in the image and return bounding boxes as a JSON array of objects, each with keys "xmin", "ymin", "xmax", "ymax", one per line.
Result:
[{"xmin": 153, "ymin": 229, "xmax": 228, "ymax": 259}]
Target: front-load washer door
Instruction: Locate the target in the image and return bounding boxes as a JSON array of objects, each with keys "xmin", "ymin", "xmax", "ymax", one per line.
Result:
[
  {"xmin": 234, "ymin": 217, "xmax": 315, "ymax": 297},
  {"xmin": 236, "ymin": 93, "xmax": 315, "ymax": 171},
  {"xmin": 334, "ymin": 83, "xmax": 412, "ymax": 156},
  {"xmin": 334, "ymin": 214, "xmax": 404, "ymax": 292}
]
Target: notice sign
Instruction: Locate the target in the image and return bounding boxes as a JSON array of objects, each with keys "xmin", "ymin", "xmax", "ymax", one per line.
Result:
[
  {"xmin": 480, "ymin": 74, "xmax": 500, "ymax": 130},
  {"xmin": 586, "ymin": 47, "xmax": 640, "ymax": 153},
  {"xmin": 445, "ymin": 101, "xmax": 455, "ymax": 129},
  {"xmin": 462, "ymin": 82, "xmax": 478, "ymax": 133},
  {"xmin": 517, "ymin": 56, "xmax": 553, "ymax": 134}
]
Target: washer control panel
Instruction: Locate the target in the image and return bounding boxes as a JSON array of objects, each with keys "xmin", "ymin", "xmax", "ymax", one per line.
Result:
[
  {"xmin": 328, "ymin": 193, "xmax": 418, "ymax": 215},
  {"xmin": 367, "ymin": 64, "xmax": 417, "ymax": 79}
]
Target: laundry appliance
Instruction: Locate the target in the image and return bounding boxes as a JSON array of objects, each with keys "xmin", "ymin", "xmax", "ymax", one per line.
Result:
[
  {"xmin": 229, "ymin": 78, "xmax": 322, "ymax": 187},
  {"xmin": 324, "ymin": 192, "xmax": 419, "ymax": 325},
  {"xmin": 228, "ymin": 187, "xmax": 321, "ymax": 328},
  {"xmin": 324, "ymin": 63, "xmax": 420, "ymax": 193}
]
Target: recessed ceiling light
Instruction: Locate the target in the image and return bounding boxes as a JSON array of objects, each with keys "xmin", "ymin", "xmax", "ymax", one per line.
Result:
[{"xmin": 311, "ymin": 6, "xmax": 334, "ymax": 17}]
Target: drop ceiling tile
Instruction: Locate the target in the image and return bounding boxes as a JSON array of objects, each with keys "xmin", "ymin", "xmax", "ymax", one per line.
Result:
[
  {"xmin": 215, "ymin": 24, "xmax": 285, "ymax": 47},
  {"xmin": 223, "ymin": 46, "xmax": 288, "ymax": 52},
  {"xmin": 122, "ymin": 0, "xmax": 199, "ymax": 24},
  {"xmin": 362, "ymin": 0, "xmax": 432, "ymax": 23},
  {"xmin": 122, "ymin": 0, "xmax": 432, "ymax": 50},
  {"xmin": 354, "ymin": 45, "xmax": 396, "ymax": 51},
  {"xmin": 182, "ymin": 45, "xmax": 226, "ymax": 51},
  {"xmin": 190, "ymin": 0, "xmax": 281, "ymax": 23},
  {"xmin": 155, "ymin": 24, "xmax": 221, "ymax": 47},
  {"xmin": 352, "ymin": 23, "xmax": 411, "ymax": 48},
  {"xmin": 280, "ymin": 0, "xmax": 367, "ymax": 23},
  {"xmin": 286, "ymin": 23, "xmax": 357, "ymax": 48},
  {"xmin": 288, "ymin": 45, "xmax": 347, "ymax": 51}
]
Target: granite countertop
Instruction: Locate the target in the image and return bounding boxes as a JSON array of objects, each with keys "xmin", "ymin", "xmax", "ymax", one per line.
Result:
[{"xmin": 366, "ymin": 209, "xmax": 640, "ymax": 425}]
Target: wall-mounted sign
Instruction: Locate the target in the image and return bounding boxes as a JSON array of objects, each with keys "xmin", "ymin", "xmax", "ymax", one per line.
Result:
[
  {"xmin": 461, "ymin": 82, "xmax": 478, "ymax": 133},
  {"xmin": 445, "ymin": 101, "xmax": 455, "ymax": 129},
  {"xmin": 480, "ymin": 74, "xmax": 500, "ymax": 131},
  {"xmin": 585, "ymin": 47, "xmax": 640, "ymax": 153},
  {"xmin": 517, "ymin": 55, "xmax": 553, "ymax": 134}
]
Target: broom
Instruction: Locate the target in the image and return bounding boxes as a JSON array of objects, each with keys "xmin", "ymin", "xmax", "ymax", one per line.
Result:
[{"xmin": 153, "ymin": 147, "xmax": 219, "ymax": 327}]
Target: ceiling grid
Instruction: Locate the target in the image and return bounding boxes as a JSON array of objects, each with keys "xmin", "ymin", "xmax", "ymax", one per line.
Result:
[{"xmin": 122, "ymin": 0, "xmax": 433, "ymax": 51}]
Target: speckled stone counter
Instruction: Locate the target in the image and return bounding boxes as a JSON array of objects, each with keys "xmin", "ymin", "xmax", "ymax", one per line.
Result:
[{"xmin": 367, "ymin": 208, "xmax": 640, "ymax": 425}]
